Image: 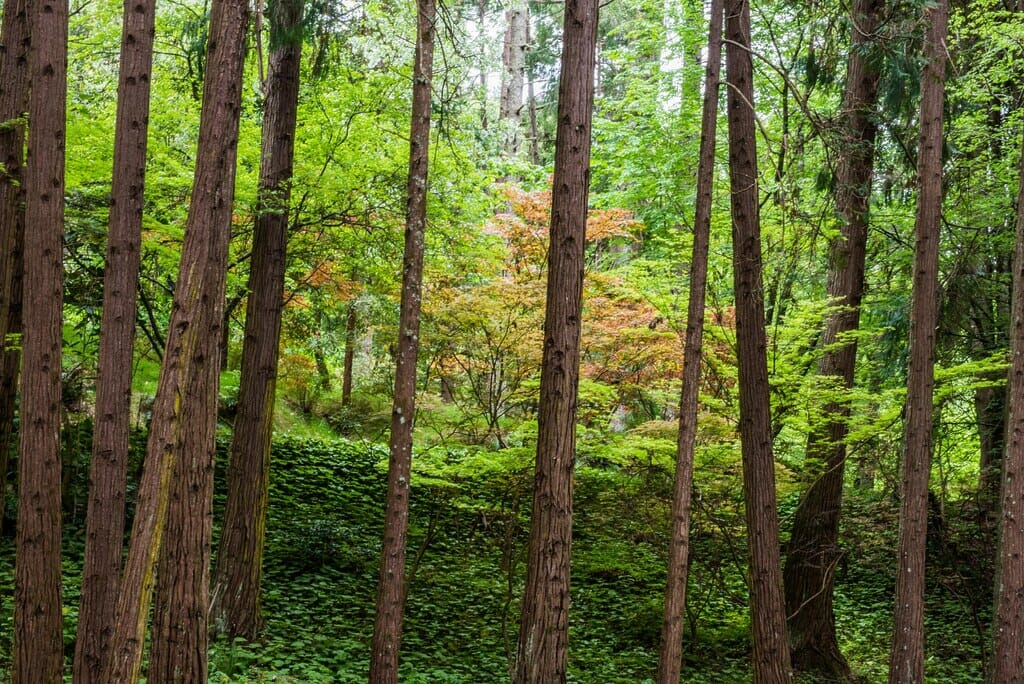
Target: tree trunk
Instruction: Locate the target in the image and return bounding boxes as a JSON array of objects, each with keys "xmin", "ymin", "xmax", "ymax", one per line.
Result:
[
  {"xmin": 525, "ymin": 13, "xmax": 540, "ymax": 166},
  {"xmin": 512, "ymin": 0, "xmax": 598, "ymax": 679},
  {"xmin": 656, "ymin": 0, "xmax": 723, "ymax": 680},
  {"xmin": 499, "ymin": 0, "xmax": 527, "ymax": 155},
  {"xmin": 12, "ymin": 0, "xmax": 67, "ymax": 678},
  {"xmin": 342, "ymin": 302, "xmax": 356, "ymax": 406},
  {"xmin": 73, "ymin": 0, "xmax": 156, "ymax": 678},
  {"xmin": 211, "ymin": 0, "xmax": 303, "ymax": 640},
  {"xmin": 100, "ymin": 0, "xmax": 250, "ymax": 678},
  {"xmin": 0, "ymin": 0, "xmax": 30, "ymax": 537},
  {"xmin": 724, "ymin": 0, "xmax": 792, "ymax": 681},
  {"xmin": 989, "ymin": 132, "xmax": 1024, "ymax": 684},
  {"xmin": 888, "ymin": 2, "xmax": 947, "ymax": 681},
  {"xmin": 368, "ymin": 0, "xmax": 435, "ymax": 679},
  {"xmin": 782, "ymin": 0, "xmax": 883, "ymax": 679}
]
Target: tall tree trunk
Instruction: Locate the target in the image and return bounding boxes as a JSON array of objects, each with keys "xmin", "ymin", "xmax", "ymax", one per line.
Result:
[
  {"xmin": 73, "ymin": 0, "xmax": 156, "ymax": 678},
  {"xmin": 211, "ymin": 0, "xmax": 303, "ymax": 640},
  {"xmin": 724, "ymin": 0, "xmax": 792, "ymax": 681},
  {"xmin": 888, "ymin": 1, "xmax": 947, "ymax": 681},
  {"xmin": 499, "ymin": 0, "xmax": 527, "ymax": 155},
  {"xmin": 368, "ymin": 0, "xmax": 434, "ymax": 678},
  {"xmin": 656, "ymin": 0, "xmax": 723, "ymax": 680},
  {"xmin": 782, "ymin": 0, "xmax": 883, "ymax": 679},
  {"xmin": 342, "ymin": 302, "xmax": 357, "ymax": 406},
  {"xmin": 13, "ymin": 0, "xmax": 67, "ymax": 677},
  {"xmin": 0, "ymin": 0, "xmax": 30, "ymax": 537},
  {"xmin": 512, "ymin": 0, "xmax": 598, "ymax": 679},
  {"xmin": 525, "ymin": 13, "xmax": 540, "ymax": 166},
  {"xmin": 100, "ymin": 0, "xmax": 250, "ymax": 678},
  {"xmin": 989, "ymin": 132, "xmax": 1024, "ymax": 684}
]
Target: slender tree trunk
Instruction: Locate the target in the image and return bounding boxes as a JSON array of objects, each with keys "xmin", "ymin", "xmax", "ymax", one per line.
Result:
[
  {"xmin": 211, "ymin": 0, "xmax": 303, "ymax": 640},
  {"xmin": 499, "ymin": 0, "xmax": 527, "ymax": 155},
  {"xmin": 888, "ymin": 2, "xmax": 947, "ymax": 681},
  {"xmin": 342, "ymin": 302, "xmax": 357, "ymax": 406},
  {"xmin": 100, "ymin": 0, "xmax": 250, "ymax": 678},
  {"xmin": 782, "ymin": 0, "xmax": 883, "ymax": 679},
  {"xmin": 73, "ymin": 0, "xmax": 156, "ymax": 678},
  {"xmin": 656, "ymin": 0, "xmax": 723, "ymax": 680},
  {"xmin": 724, "ymin": 0, "xmax": 792, "ymax": 681},
  {"xmin": 525, "ymin": 13, "xmax": 540, "ymax": 166},
  {"xmin": 368, "ymin": 0, "xmax": 434, "ymax": 678},
  {"xmin": 989, "ymin": 132, "xmax": 1024, "ymax": 684},
  {"xmin": 976, "ymin": 364, "xmax": 1006, "ymax": 518},
  {"xmin": 0, "ymin": 0, "xmax": 30, "ymax": 536},
  {"xmin": 13, "ymin": 0, "xmax": 67, "ymax": 677},
  {"xmin": 512, "ymin": 0, "xmax": 598, "ymax": 679}
]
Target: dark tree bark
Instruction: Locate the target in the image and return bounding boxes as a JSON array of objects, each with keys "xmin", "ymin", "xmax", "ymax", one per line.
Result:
[
  {"xmin": 989, "ymin": 132, "xmax": 1024, "ymax": 684},
  {"xmin": 512, "ymin": 0, "xmax": 598, "ymax": 680},
  {"xmin": 888, "ymin": 2, "xmax": 948, "ymax": 682},
  {"xmin": 342, "ymin": 301, "xmax": 357, "ymax": 406},
  {"xmin": 211, "ymin": 0, "xmax": 303, "ymax": 640},
  {"xmin": 656, "ymin": 0, "xmax": 723, "ymax": 680},
  {"xmin": 724, "ymin": 0, "xmax": 792, "ymax": 681},
  {"xmin": 100, "ymin": 0, "xmax": 250, "ymax": 678},
  {"xmin": 73, "ymin": 0, "xmax": 156, "ymax": 678},
  {"xmin": 12, "ymin": 0, "xmax": 67, "ymax": 677},
  {"xmin": 368, "ymin": 0, "xmax": 435, "ymax": 679},
  {"xmin": 0, "ymin": 0, "xmax": 30, "ymax": 536},
  {"xmin": 782, "ymin": 0, "xmax": 883, "ymax": 679}
]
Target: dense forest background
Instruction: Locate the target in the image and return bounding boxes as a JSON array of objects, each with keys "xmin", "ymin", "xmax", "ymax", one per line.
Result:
[{"xmin": 1, "ymin": 0, "xmax": 1024, "ymax": 680}]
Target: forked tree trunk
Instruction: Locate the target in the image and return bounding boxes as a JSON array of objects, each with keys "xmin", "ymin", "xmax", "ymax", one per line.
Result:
[
  {"xmin": 888, "ymin": 1, "xmax": 948, "ymax": 681},
  {"xmin": 512, "ymin": 0, "xmax": 598, "ymax": 679},
  {"xmin": 724, "ymin": 0, "xmax": 792, "ymax": 681},
  {"xmin": 73, "ymin": 0, "xmax": 157, "ymax": 678},
  {"xmin": 13, "ymin": 0, "xmax": 68, "ymax": 677},
  {"xmin": 0, "ymin": 0, "xmax": 30, "ymax": 536},
  {"xmin": 989, "ymin": 133, "xmax": 1024, "ymax": 684},
  {"xmin": 100, "ymin": 0, "xmax": 250, "ymax": 678},
  {"xmin": 656, "ymin": 0, "xmax": 723, "ymax": 679},
  {"xmin": 782, "ymin": 0, "xmax": 883, "ymax": 679},
  {"xmin": 212, "ymin": 0, "xmax": 303, "ymax": 640},
  {"xmin": 369, "ymin": 0, "xmax": 435, "ymax": 679}
]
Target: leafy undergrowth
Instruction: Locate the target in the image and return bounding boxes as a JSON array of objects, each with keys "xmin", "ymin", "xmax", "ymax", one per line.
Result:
[{"xmin": 0, "ymin": 435, "xmax": 993, "ymax": 682}]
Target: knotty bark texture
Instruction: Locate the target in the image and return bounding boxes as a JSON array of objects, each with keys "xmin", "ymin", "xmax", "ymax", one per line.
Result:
[
  {"xmin": 0, "ymin": 0, "xmax": 30, "ymax": 535},
  {"xmin": 724, "ymin": 0, "xmax": 792, "ymax": 681},
  {"xmin": 512, "ymin": 0, "xmax": 598, "ymax": 680},
  {"xmin": 369, "ymin": 0, "xmax": 434, "ymax": 679},
  {"xmin": 782, "ymin": 0, "xmax": 883, "ymax": 679},
  {"xmin": 499, "ymin": 0, "xmax": 527, "ymax": 155},
  {"xmin": 656, "ymin": 0, "xmax": 722, "ymax": 680},
  {"xmin": 100, "ymin": 0, "xmax": 249, "ymax": 678},
  {"xmin": 989, "ymin": 133, "xmax": 1024, "ymax": 684},
  {"xmin": 73, "ymin": 0, "xmax": 156, "ymax": 678},
  {"xmin": 212, "ymin": 0, "xmax": 304, "ymax": 641},
  {"xmin": 888, "ymin": 2, "xmax": 947, "ymax": 682}
]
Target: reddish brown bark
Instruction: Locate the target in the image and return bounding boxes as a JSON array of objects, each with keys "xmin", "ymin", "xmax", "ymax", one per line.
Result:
[
  {"xmin": 369, "ymin": 0, "xmax": 435, "ymax": 679},
  {"xmin": 724, "ymin": 0, "xmax": 792, "ymax": 681},
  {"xmin": 212, "ymin": 0, "xmax": 303, "ymax": 640},
  {"xmin": 512, "ymin": 0, "xmax": 598, "ymax": 679},
  {"xmin": 0, "ymin": 0, "xmax": 30, "ymax": 537},
  {"xmin": 888, "ymin": 2, "xmax": 948, "ymax": 682},
  {"xmin": 12, "ymin": 0, "xmax": 67, "ymax": 677},
  {"xmin": 73, "ymin": 0, "xmax": 156, "ymax": 679},
  {"xmin": 100, "ymin": 0, "xmax": 250, "ymax": 678},
  {"xmin": 989, "ymin": 133, "xmax": 1024, "ymax": 684},
  {"xmin": 656, "ymin": 0, "xmax": 723, "ymax": 680},
  {"xmin": 782, "ymin": 0, "xmax": 883, "ymax": 679}
]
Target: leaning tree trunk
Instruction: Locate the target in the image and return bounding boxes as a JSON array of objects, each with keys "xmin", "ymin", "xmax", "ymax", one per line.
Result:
[
  {"xmin": 212, "ymin": 0, "xmax": 304, "ymax": 640},
  {"xmin": 888, "ymin": 2, "xmax": 947, "ymax": 682},
  {"xmin": 656, "ymin": 0, "xmax": 723, "ymax": 680},
  {"xmin": 0, "ymin": 0, "xmax": 30, "ymax": 536},
  {"xmin": 782, "ymin": 0, "xmax": 883, "ymax": 679},
  {"xmin": 100, "ymin": 0, "xmax": 250, "ymax": 678},
  {"xmin": 989, "ymin": 132, "xmax": 1024, "ymax": 684},
  {"xmin": 724, "ymin": 0, "xmax": 792, "ymax": 681},
  {"xmin": 73, "ymin": 0, "xmax": 156, "ymax": 678},
  {"xmin": 512, "ymin": 0, "xmax": 598, "ymax": 680},
  {"xmin": 368, "ymin": 0, "xmax": 435, "ymax": 679},
  {"xmin": 13, "ymin": 0, "xmax": 68, "ymax": 678}
]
